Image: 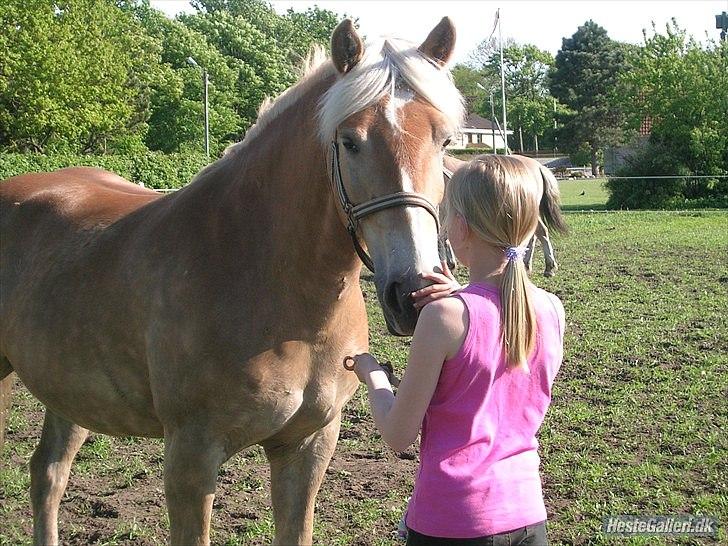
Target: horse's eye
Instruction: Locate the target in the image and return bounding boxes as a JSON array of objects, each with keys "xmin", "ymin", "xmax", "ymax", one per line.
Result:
[
  {"xmin": 342, "ymin": 139, "xmax": 359, "ymax": 153},
  {"xmin": 442, "ymin": 138, "xmax": 452, "ymax": 148}
]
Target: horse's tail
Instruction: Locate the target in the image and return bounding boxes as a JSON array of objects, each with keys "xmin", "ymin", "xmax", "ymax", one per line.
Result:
[
  {"xmin": 539, "ymin": 164, "xmax": 568, "ymax": 235},
  {"xmin": 0, "ymin": 357, "xmax": 15, "ymax": 454}
]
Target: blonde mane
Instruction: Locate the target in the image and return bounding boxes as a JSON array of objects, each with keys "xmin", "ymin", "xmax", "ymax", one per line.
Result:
[
  {"xmin": 225, "ymin": 37, "xmax": 464, "ymax": 156},
  {"xmin": 317, "ymin": 38, "xmax": 464, "ymax": 143}
]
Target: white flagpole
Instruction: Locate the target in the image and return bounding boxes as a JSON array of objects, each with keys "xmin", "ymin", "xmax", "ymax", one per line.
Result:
[{"xmin": 498, "ymin": 8, "xmax": 509, "ymax": 154}]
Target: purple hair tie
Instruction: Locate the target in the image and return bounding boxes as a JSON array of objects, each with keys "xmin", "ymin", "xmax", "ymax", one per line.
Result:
[{"xmin": 504, "ymin": 245, "xmax": 528, "ymax": 262}]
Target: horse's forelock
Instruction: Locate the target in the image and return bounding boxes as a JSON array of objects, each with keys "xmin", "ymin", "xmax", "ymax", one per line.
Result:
[{"xmin": 317, "ymin": 38, "xmax": 464, "ymax": 144}]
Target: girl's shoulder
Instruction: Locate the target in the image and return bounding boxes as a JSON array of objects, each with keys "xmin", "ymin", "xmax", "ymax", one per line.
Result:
[
  {"xmin": 533, "ymin": 286, "xmax": 565, "ymax": 315},
  {"xmin": 530, "ymin": 286, "xmax": 566, "ymax": 336},
  {"xmin": 420, "ymin": 295, "xmax": 469, "ymax": 360}
]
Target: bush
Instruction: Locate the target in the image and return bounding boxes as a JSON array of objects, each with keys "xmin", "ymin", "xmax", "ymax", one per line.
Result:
[
  {"xmin": 606, "ymin": 140, "xmax": 728, "ymax": 209},
  {"xmin": 0, "ymin": 152, "xmax": 209, "ymax": 190},
  {"xmin": 449, "ymin": 147, "xmax": 507, "ymax": 157}
]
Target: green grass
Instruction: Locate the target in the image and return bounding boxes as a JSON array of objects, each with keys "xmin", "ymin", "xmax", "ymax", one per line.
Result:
[
  {"xmin": 558, "ymin": 178, "xmax": 610, "ymax": 210},
  {"xmin": 1, "ymin": 210, "xmax": 726, "ymax": 545}
]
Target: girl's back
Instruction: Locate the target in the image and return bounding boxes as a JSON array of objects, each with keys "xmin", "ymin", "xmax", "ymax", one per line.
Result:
[{"xmin": 407, "ymin": 282, "xmax": 565, "ymax": 539}]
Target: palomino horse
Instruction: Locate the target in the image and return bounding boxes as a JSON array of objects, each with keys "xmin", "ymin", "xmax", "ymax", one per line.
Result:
[
  {"xmin": 442, "ymin": 154, "xmax": 566, "ymax": 275},
  {"xmin": 0, "ymin": 19, "xmax": 468, "ymax": 546}
]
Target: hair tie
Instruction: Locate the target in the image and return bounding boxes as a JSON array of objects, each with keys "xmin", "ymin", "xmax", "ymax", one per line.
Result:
[{"xmin": 504, "ymin": 245, "xmax": 528, "ymax": 262}]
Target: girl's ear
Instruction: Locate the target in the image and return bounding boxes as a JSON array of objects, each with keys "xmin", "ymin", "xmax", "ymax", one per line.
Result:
[{"xmin": 451, "ymin": 213, "xmax": 469, "ymax": 244}]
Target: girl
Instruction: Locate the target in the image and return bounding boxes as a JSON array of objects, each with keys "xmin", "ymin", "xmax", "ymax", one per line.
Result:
[{"xmin": 349, "ymin": 155, "xmax": 565, "ymax": 546}]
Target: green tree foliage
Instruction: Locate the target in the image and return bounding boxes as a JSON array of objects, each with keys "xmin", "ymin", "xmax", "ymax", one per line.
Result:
[
  {"xmin": 121, "ymin": 1, "xmax": 243, "ymax": 154},
  {"xmin": 0, "ymin": 0, "xmax": 343, "ymax": 155},
  {"xmin": 190, "ymin": 0, "xmax": 341, "ymax": 59},
  {"xmin": 455, "ymin": 40, "xmax": 559, "ymax": 151},
  {"xmin": 495, "ymin": 44, "xmax": 555, "ymax": 151},
  {"xmin": 0, "ymin": 0, "xmax": 159, "ymax": 153},
  {"xmin": 606, "ymin": 21, "xmax": 728, "ymax": 208},
  {"xmin": 550, "ymin": 20, "xmax": 631, "ymax": 174}
]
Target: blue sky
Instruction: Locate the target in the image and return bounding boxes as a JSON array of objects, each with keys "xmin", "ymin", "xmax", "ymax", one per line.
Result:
[{"xmin": 150, "ymin": 0, "xmax": 727, "ymax": 63}]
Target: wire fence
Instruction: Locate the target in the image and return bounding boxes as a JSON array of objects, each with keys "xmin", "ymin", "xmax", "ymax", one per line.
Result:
[
  {"xmin": 563, "ymin": 209, "xmax": 728, "ymax": 214},
  {"xmin": 150, "ymin": 174, "xmax": 728, "ymax": 214},
  {"xmin": 604, "ymin": 174, "xmax": 728, "ymax": 180}
]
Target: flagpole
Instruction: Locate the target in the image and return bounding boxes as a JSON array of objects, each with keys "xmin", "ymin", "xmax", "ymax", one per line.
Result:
[{"xmin": 498, "ymin": 8, "xmax": 508, "ymax": 154}]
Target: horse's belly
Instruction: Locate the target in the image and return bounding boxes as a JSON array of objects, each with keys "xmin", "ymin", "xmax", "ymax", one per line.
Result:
[{"xmin": 8, "ymin": 338, "xmax": 162, "ymax": 437}]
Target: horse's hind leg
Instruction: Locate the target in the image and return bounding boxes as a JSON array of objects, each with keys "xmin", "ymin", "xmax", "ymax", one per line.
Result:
[
  {"xmin": 537, "ymin": 222, "xmax": 558, "ymax": 277},
  {"xmin": 30, "ymin": 410, "xmax": 89, "ymax": 545},
  {"xmin": 264, "ymin": 414, "xmax": 342, "ymax": 546},
  {"xmin": 524, "ymin": 235, "xmax": 536, "ymax": 274}
]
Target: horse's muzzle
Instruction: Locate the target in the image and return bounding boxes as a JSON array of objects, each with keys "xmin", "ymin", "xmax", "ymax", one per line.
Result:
[{"xmin": 380, "ymin": 275, "xmax": 426, "ymax": 336}]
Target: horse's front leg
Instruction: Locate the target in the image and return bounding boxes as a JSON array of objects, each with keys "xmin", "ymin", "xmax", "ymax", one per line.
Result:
[
  {"xmin": 164, "ymin": 425, "xmax": 226, "ymax": 546},
  {"xmin": 264, "ymin": 413, "xmax": 342, "ymax": 546}
]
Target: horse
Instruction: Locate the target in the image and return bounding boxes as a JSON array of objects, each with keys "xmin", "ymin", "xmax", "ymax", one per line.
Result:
[
  {"xmin": 442, "ymin": 154, "xmax": 566, "ymax": 276},
  {"xmin": 0, "ymin": 18, "xmax": 470, "ymax": 546}
]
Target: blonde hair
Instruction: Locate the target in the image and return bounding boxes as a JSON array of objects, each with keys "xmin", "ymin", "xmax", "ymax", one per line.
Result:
[
  {"xmin": 445, "ymin": 156, "xmax": 541, "ymax": 370},
  {"xmin": 317, "ymin": 38, "xmax": 464, "ymax": 144}
]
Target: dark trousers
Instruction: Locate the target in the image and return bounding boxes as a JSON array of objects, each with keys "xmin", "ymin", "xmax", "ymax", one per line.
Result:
[{"xmin": 406, "ymin": 521, "xmax": 547, "ymax": 546}]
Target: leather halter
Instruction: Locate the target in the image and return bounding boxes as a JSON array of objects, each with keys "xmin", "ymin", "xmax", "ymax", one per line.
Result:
[{"xmin": 329, "ymin": 139, "xmax": 442, "ymax": 272}]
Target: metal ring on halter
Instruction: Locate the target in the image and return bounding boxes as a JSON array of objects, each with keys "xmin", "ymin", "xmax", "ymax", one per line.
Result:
[{"xmin": 343, "ymin": 356, "xmax": 356, "ymax": 371}]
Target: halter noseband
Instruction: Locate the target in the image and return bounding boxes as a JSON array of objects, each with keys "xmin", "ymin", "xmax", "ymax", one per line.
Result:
[{"xmin": 329, "ymin": 139, "xmax": 442, "ymax": 272}]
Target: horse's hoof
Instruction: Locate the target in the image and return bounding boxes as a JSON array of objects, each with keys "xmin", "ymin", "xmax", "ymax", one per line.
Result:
[{"xmin": 544, "ymin": 270, "xmax": 556, "ymax": 277}]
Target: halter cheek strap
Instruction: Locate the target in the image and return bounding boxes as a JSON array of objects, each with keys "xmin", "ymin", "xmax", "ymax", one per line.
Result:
[{"xmin": 328, "ymin": 138, "xmax": 443, "ymax": 273}]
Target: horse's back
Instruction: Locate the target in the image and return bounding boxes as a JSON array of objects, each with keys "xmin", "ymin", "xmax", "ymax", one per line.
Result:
[
  {"xmin": 1, "ymin": 167, "xmax": 160, "ymax": 229},
  {"xmin": 1, "ymin": 166, "xmax": 161, "ymax": 310}
]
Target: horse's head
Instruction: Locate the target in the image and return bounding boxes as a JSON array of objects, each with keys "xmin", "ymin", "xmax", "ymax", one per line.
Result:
[{"xmin": 320, "ymin": 18, "xmax": 464, "ymax": 336}]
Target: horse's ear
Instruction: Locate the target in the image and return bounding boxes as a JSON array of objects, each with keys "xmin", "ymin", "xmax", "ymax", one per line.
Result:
[
  {"xmin": 418, "ymin": 17, "xmax": 456, "ymax": 66},
  {"xmin": 331, "ymin": 19, "xmax": 364, "ymax": 74}
]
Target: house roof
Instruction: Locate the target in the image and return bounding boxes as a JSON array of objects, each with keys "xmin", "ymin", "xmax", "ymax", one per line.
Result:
[{"xmin": 463, "ymin": 113, "xmax": 496, "ymax": 130}]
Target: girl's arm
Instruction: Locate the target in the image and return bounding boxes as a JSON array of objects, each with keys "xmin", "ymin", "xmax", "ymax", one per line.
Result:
[{"xmin": 353, "ymin": 297, "xmax": 467, "ymax": 452}]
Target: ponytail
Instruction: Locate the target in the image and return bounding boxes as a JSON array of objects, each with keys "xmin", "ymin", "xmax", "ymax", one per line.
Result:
[{"xmin": 501, "ymin": 246, "xmax": 537, "ymax": 370}]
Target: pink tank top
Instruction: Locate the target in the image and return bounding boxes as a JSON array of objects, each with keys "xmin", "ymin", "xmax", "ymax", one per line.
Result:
[{"xmin": 406, "ymin": 282, "xmax": 565, "ymax": 538}]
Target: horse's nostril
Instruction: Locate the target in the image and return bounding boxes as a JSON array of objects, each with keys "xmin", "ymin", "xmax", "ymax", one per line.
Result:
[{"xmin": 385, "ymin": 282, "xmax": 403, "ymax": 316}]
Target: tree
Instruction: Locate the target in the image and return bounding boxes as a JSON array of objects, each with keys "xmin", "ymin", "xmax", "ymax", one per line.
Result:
[
  {"xmin": 190, "ymin": 0, "xmax": 341, "ymax": 58},
  {"xmin": 180, "ymin": 0, "xmax": 343, "ymax": 148},
  {"xmin": 119, "ymin": 1, "xmax": 243, "ymax": 154},
  {"xmin": 458, "ymin": 38, "xmax": 559, "ymax": 151},
  {"xmin": 491, "ymin": 44, "xmax": 555, "ymax": 151},
  {"xmin": 0, "ymin": 0, "xmax": 344, "ymax": 155},
  {"xmin": 0, "ymin": 0, "xmax": 159, "ymax": 153},
  {"xmin": 550, "ymin": 20, "xmax": 631, "ymax": 174},
  {"xmin": 606, "ymin": 21, "xmax": 728, "ymax": 208}
]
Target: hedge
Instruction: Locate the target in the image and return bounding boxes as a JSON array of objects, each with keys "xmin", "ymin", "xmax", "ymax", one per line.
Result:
[
  {"xmin": 448, "ymin": 147, "xmax": 502, "ymax": 156},
  {"xmin": 0, "ymin": 152, "xmax": 210, "ymax": 190},
  {"xmin": 605, "ymin": 140, "xmax": 728, "ymax": 209}
]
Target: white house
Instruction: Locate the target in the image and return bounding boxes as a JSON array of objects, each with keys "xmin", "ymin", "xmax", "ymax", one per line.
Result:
[{"xmin": 448, "ymin": 113, "xmax": 513, "ymax": 151}]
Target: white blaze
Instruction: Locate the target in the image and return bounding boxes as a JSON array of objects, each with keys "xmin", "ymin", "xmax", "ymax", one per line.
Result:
[{"xmin": 385, "ymin": 85, "xmax": 415, "ymax": 131}]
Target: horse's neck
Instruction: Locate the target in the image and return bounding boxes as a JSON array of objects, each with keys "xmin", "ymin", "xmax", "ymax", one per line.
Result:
[{"xmin": 178, "ymin": 74, "xmax": 361, "ymax": 292}]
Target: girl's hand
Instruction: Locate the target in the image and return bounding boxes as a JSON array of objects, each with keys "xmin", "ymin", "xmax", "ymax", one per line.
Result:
[
  {"xmin": 349, "ymin": 352, "xmax": 381, "ymax": 383},
  {"xmin": 411, "ymin": 261, "xmax": 461, "ymax": 310},
  {"xmin": 345, "ymin": 353, "xmax": 400, "ymax": 386}
]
